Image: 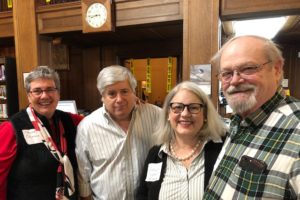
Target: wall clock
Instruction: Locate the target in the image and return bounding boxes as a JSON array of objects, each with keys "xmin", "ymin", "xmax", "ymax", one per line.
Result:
[{"xmin": 81, "ymin": 0, "xmax": 115, "ymax": 33}]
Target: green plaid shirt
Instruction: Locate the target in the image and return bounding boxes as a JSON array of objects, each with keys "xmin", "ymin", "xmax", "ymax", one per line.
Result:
[{"xmin": 204, "ymin": 88, "xmax": 300, "ymax": 200}]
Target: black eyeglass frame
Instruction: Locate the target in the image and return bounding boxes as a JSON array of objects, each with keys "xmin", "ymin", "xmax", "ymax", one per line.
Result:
[{"xmin": 169, "ymin": 102, "xmax": 206, "ymax": 114}]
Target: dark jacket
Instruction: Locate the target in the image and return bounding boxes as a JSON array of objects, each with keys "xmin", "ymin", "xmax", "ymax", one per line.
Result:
[{"xmin": 136, "ymin": 140, "xmax": 224, "ymax": 200}]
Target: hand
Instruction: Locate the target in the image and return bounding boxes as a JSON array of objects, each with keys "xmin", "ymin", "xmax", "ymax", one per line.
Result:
[{"xmin": 80, "ymin": 195, "xmax": 92, "ymax": 200}]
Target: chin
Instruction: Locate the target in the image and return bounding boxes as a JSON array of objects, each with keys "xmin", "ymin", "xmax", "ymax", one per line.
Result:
[{"xmin": 228, "ymin": 97, "xmax": 257, "ymax": 114}]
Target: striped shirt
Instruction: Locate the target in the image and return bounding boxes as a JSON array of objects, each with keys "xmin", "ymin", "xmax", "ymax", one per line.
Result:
[
  {"xmin": 159, "ymin": 143, "xmax": 206, "ymax": 200},
  {"xmin": 75, "ymin": 103, "xmax": 161, "ymax": 200},
  {"xmin": 204, "ymin": 88, "xmax": 300, "ymax": 199}
]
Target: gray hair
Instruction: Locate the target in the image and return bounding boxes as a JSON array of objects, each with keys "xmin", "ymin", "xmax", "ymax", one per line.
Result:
[
  {"xmin": 25, "ymin": 66, "xmax": 60, "ymax": 93},
  {"xmin": 153, "ymin": 81, "xmax": 226, "ymax": 145},
  {"xmin": 211, "ymin": 35, "xmax": 284, "ymax": 69},
  {"xmin": 97, "ymin": 65, "xmax": 137, "ymax": 95}
]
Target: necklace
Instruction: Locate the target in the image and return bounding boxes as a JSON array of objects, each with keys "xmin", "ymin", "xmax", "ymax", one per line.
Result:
[{"xmin": 170, "ymin": 139, "xmax": 202, "ymax": 161}]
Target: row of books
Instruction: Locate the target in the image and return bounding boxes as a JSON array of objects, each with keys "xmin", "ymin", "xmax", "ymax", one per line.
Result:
[
  {"xmin": 0, "ymin": 65, "xmax": 5, "ymax": 81},
  {"xmin": 0, "ymin": 85, "xmax": 6, "ymax": 99},
  {"xmin": 0, "ymin": 103, "xmax": 7, "ymax": 119}
]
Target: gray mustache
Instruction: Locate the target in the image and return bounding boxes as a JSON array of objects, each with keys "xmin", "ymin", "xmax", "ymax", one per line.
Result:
[{"xmin": 226, "ymin": 84, "xmax": 256, "ymax": 95}]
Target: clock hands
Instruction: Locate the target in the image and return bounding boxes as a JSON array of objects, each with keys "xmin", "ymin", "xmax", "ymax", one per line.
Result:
[{"xmin": 89, "ymin": 14, "xmax": 102, "ymax": 18}]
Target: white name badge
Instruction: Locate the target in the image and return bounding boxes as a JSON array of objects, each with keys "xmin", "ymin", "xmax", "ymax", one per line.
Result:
[
  {"xmin": 145, "ymin": 162, "xmax": 162, "ymax": 182},
  {"xmin": 22, "ymin": 129, "xmax": 43, "ymax": 145}
]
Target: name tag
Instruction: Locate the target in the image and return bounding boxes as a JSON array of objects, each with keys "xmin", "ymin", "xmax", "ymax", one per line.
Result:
[
  {"xmin": 145, "ymin": 162, "xmax": 162, "ymax": 182},
  {"xmin": 23, "ymin": 129, "xmax": 43, "ymax": 145}
]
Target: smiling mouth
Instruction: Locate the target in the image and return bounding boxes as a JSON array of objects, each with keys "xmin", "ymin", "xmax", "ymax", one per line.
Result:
[
  {"xmin": 179, "ymin": 121, "xmax": 193, "ymax": 125},
  {"xmin": 39, "ymin": 102, "xmax": 52, "ymax": 107}
]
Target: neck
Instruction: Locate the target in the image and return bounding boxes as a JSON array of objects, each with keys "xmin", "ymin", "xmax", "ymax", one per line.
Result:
[
  {"xmin": 174, "ymin": 136, "xmax": 199, "ymax": 148},
  {"xmin": 170, "ymin": 138, "xmax": 202, "ymax": 162}
]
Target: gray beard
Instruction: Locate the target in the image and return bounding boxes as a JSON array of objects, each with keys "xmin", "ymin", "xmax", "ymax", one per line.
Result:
[
  {"xmin": 227, "ymin": 93, "xmax": 257, "ymax": 114},
  {"xmin": 224, "ymin": 84, "xmax": 257, "ymax": 115}
]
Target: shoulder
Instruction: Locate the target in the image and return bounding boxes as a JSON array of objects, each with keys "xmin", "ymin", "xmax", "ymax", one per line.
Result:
[
  {"xmin": 282, "ymin": 96, "xmax": 300, "ymax": 119},
  {"xmin": 0, "ymin": 121, "xmax": 17, "ymax": 151},
  {"xmin": 148, "ymin": 145, "xmax": 162, "ymax": 154},
  {"xmin": 55, "ymin": 110, "xmax": 83, "ymax": 126},
  {"xmin": 77, "ymin": 107, "xmax": 103, "ymax": 130},
  {"xmin": 205, "ymin": 139, "xmax": 224, "ymax": 152},
  {"xmin": 273, "ymin": 96, "xmax": 300, "ymax": 122},
  {"xmin": 10, "ymin": 109, "xmax": 28, "ymax": 123},
  {"xmin": 0, "ymin": 121, "xmax": 15, "ymax": 136},
  {"xmin": 136, "ymin": 103, "xmax": 161, "ymax": 115},
  {"xmin": 146, "ymin": 145, "xmax": 164, "ymax": 162},
  {"xmin": 69, "ymin": 113, "xmax": 84, "ymax": 126}
]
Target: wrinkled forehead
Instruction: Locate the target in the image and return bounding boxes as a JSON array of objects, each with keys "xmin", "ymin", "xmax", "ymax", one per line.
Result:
[
  {"xmin": 103, "ymin": 80, "xmax": 132, "ymax": 92},
  {"xmin": 220, "ymin": 38, "xmax": 266, "ymax": 67}
]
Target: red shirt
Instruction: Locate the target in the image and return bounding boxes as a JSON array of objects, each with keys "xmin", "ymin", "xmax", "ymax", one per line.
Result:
[{"xmin": 0, "ymin": 113, "xmax": 83, "ymax": 200}]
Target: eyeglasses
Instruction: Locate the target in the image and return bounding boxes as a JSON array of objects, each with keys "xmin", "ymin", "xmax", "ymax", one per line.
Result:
[
  {"xmin": 170, "ymin": 102, "xmax": 205, "ymax": 114},
  {"xmin": 29, "ymin": 87, "xmax": 58, "ymax": 97},
  {"xmin": 217, "ymin": 60, "xmax": 272, "ymax": 83}
]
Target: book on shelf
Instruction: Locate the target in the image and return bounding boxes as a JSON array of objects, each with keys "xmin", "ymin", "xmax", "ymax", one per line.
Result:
[
  {"xmin": 0, "ymin": 65, "xmax": 5, "ymax": 81},
  {"xmin": 0, "ymin": 104, "xmax": 8, "ymax": 119},
  {"xmin": 0, "ymin": 85, "xmax": 6, "ymax": 99}
]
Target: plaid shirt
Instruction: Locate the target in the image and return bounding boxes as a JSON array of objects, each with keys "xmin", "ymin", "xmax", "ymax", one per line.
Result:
[{"xmin": 204, "ymin": 88, "xmax": 300, "ymax": 200}]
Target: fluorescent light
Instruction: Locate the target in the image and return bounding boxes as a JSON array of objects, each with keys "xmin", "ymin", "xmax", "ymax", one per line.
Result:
[{"xmin": 233, "ymin": 17, "xmax": 288, "ymax": 39}]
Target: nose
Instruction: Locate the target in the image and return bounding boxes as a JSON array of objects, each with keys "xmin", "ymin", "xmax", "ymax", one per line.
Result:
[
  {"xmin": 229, "ymin": 70, "xmax": 244, "ymax": 85},
  {"xmin": 115, "ymin": 92, "xmax": 123, "ymax": 102},
  {"xmin": 181, "ymin": 106, "xmax": 191, "ymax": 115},
  {"xmin": 40, "ymin": 91, "xmax": 50, "ymax": 98}
]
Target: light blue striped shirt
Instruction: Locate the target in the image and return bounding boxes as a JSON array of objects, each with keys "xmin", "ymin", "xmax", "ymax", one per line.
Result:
[{"xmin": 75, "ymin": 103, "xmax": 161, "ymax": 200}]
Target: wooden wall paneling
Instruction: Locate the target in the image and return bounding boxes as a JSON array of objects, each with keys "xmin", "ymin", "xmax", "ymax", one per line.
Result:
[
  {"xmin": 59, "ymin": 46, "xmax": 84, "ymax": 109},
  {"xmin": 116, "ymin": 0, "xmax": 183, "ymax": 27},
  {"xmin": 82, "ymin": 47, "xmax": 101, "ymax": 111},
  {"xmin": 0, "ymin": 11, "xmax": 14, "ymax": 37},
  {"xmin": 183, "ymin": 0, "xmax": 220, "ymax": 108},
  {"xmin": 13, "ymin": 0, "xmax": 39, "ymax": 109},
  {"xmin": 0, "ymin": 47, "xmax": 15, "ymax": 57},
  {"xmin": 36, "ymin": 1, "xmax": 82, "ymax": 34},
  {"xmin": 101, "ymin": 46, "xmax": 119, "ymax": 67},
  {"xmin": 35, "ymin": 0, "xmax": 183, "ymax": 34},
  {"xmin": 282, "ymin": 44, "xmax": 300, "ymax": 100},
  {"xmin": 221, "ymin": 0, "xmax": 300, "ymax": 20},
  {"xmin": 39, "ymin": 36, "xmax": 52, "ymax": 66},
  {"xmin": 116, "ymin": 39, "xmax": 183, "ymax": 60}
]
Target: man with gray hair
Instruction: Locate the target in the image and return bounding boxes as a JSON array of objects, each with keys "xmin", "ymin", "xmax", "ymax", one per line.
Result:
[
  {"xmin": 76, "ymin": 65, "xmax": 161, "ymax": 200},
  {"xmin": 204, "ymin": 35, "xmax": 300, "ymax": 199}
]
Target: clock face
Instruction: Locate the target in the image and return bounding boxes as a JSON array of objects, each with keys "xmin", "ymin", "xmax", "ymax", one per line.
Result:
[{"xmin": 86, "ymin": 3, "xmax": 108, "ymax": 28}]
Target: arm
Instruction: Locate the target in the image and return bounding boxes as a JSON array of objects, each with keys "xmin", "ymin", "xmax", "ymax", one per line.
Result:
[
  {"xmin": 75, "ymin": 121, "xmax": 93, "ymax": 198},
  {"xmin": 0, "ymin": 121, "xmax": 17, "ymax": 200},
  {"xmin": 290, "ymin": 151, "xmax": 300, "ymax": 197}
]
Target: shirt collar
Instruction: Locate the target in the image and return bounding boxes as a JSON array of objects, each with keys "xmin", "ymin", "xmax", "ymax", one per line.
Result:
[
  {"xmin": 158, "ymin": 143, "xmax": 171, "ymax": 159},
  {"xmin": 230, "ymin": 87, "xmax": 285, "ymax": 135}
]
